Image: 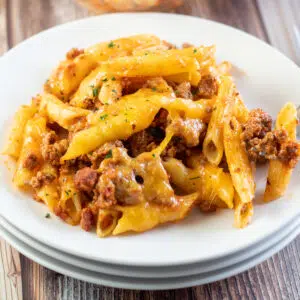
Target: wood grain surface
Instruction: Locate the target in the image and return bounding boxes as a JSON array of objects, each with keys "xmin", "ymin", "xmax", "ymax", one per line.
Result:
[{"xmin": 0, "ymin": 0, "xmax": 300, "ymax": 299}]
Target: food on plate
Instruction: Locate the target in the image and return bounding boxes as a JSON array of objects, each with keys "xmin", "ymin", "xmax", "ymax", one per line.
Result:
[{"xmin": 5, "ymin": 34, "xmax": 300, "ymax": 237}]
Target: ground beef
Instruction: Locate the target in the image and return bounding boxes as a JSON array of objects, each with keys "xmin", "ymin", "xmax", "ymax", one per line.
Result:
[
  {"xmin": 66, "ymin": 48, "xmax": 84, "ymax": 60},
  {"xmin": 162, "ymin": 40, "xmax": 176, "ymax": 49},
  {"xmin": 54, "ymin": 205, "xmax": 69, "ymax": 222},
  {"xmin": 162, "ymin": 137, "xmax": 191, "ymax": 160},
  {"xmin": 242, "ymin": 109, "xmax": 273, "ymax": 142},
  {"xmin": 31, "ymin": 171, "xmax": 56, "ymax": 189},
  {"xmin": 170, "ymin": 117, "xmax": 206, "ymax": 147},
  {"xmin": 182, "ymin": 43, "xmax": 194, "ymax": 48},
  {"xmin": 278, "ymin": 140, "xmax": 300, "ymax": 168},
  {"xmin": 74, "ymin": 167, "xmax": 98, "ymax": 192},
  {"xmin": 126, "ymin": 109, "xmax": 169, "ymax": 157},
  {"xmin": 41, "ymin": 132, "xmax": 69, "ymax": 166},
  {"xmin": 126, "ymin": 130, "xmax": 157, "ymax": 157},
  {"xmin": 174, "ymin": 81, "xmax": 193, "ymax": 99},
  {"xmin": 94, "ymin": 170, "xmax": 117, "ymax": 208},
  {"xmin": 23, "ymin": 153, "xmax": 39, "ymax": 169},
  {"xmin": 197, "ymin": 75, "xmax": 219, "ymax": 99},
  {"xmin": 94, "ymin": 167, "xmax": 144, "ymax": 208},
  {"xmin": 151, "ymin": 109, "xmax": 169, "ymax": 129},
  {"xmin": 80, "ymin": 207, "xmax": 95, "ymax": 232},
  {"xmin": 87, "ymin": 141, "xmax": 124, "ymax": 169},
  {"xmin": 243, "ymin": 124, "xmax": 300, "ymax": 166},
  {"xmin": 122, "ymin": 77, "xmax": 148, "ymax": 95}
]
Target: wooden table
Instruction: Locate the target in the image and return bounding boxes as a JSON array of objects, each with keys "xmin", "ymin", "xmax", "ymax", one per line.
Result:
[{"xmin": 0, "ymin": 1, "xmax": 300, "ymax": 299}]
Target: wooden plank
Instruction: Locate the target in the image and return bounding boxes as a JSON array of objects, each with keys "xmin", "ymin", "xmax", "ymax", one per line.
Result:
[
  {"xmin": 6, "ymin": 0, "xmax": 92, "ymax": 47},
  {"xmin": 0, "ymin": 1, "xmax": 23, "ymax": 299},
  {"xmin": 256, "ymin": 0, "xmax": 300, "ymax": 64},
  {"xmin": 0, "ymin": 239, "xmax": 23, "ymax": 300},
  {"xmin": 177, "ymin": 0, "xmax": 268, "ymax": 41},
  {"xmin": 0, "ymin": 0, "xmax": 8, "ymax": 54}
]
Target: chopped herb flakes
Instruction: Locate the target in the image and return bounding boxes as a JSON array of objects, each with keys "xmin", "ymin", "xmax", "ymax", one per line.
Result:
[
  {"xmin": 193, "ymin": 49, "xmax": 197, "ymax": 53},
  {"xmin": 112, "ymin": 89, "xmax": 117, "ymax": 94},
  {"xmin": 45, "ymin": 213, "xmax": 51, "ymax": 219},
  {"xmin": 102, "ymin": 78, "xmax": 108, "ymax": 82},
  {"xmin": 151, "ymin": 87, "xmax": 157, "ymax": 92},
  {"xmin": 189, "ymin": 176, "xmax": 201, "ymax": 180},
  {"xmin": 92, "ymin": 87, "xmax": 100, "ymax": 97},
  {"xmin": 108, "ymin": 41, "xmax": 115, "ymax": 48},
  {"xmin": 100, "ymin": 114, "xmax": 108, "ymax": 121},
  {"xmin": 65, "ymin": 190, "xmax": 71, "ymax": 196},
  {"xmin": 111, "ymin": 77, "xmax": 116, "ymax": 81},
  {"xmin": 152, "ymin": 153, "xmax": 156, "ymax": 158},
  {"xmin": 105, "ymin": 149, "xmax": 113, "ymax": 159}
]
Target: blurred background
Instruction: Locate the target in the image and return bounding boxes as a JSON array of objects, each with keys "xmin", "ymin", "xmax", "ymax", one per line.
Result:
[{"xmin": 76, "ymin": 0, "xmax": 183, "ymax": 13}]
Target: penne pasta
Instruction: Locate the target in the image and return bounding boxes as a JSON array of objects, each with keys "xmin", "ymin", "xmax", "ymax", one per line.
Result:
[
  {"xmin": 4, "ymin": 104, "xmax": 38, "ymax": 159},
  {"xmin": 98, "ymin": 77, "xmax": 123, "ymax": 105},
  {"xmin": 163, "ymin": 158, "xmax": 234, "ymax": 209},
  {"xmin": 70, "ymin": 66, "xmax": 107, "ymax": 108},
  {"xmin": 100, "ymin": 53, "xmax": 201, "ymax": 85},
  {"xmin": 234, "ymin": 192, "xmax": 253, "ymax": 228},
  {"xmin": 264, "ymin": 103, "xmax": 299, "ymax": 202},
  {"xmin": 224, "ymin": 117, "xmax": 255, "ymax": 204},
  {"xmin": 203, "ymin": 76, "xmax": 235, "ymax": 165},
  {"xmin": 58, "ymin": 169, "xmax": 82, "ymax": 225},
  {"xmin": 112, "ymin": 194, "xmax": 198, "ymax": 236},
  {"xmin": 40, "ymin": 93, "xmax": 90, "ymax": 130},
  {"xmin": 13, "ymin": 116, "xmax": 47, "ymax": 188}
]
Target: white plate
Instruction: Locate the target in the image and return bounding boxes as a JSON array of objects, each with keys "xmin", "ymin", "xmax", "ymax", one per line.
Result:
[
  {"xmin": 1, "ymin": 221, "xmax": 299, "ymax": 290},
  {"xmin": 1, "ymin": 13, "xmax": 300, "ymax": 266},
  {"xmin": 1, "ymin": 215, "xmax": 299, "ymax": 278}
]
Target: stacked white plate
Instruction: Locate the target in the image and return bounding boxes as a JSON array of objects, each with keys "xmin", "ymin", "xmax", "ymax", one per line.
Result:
[{"xmin": 1, "ymin": 13, "xmax": 300, "ymax": 290}]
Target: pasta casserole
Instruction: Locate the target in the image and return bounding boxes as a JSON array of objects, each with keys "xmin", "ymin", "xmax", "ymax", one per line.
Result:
[{"xmin": 4, "ymin": 34, "xmax": 300, "ymax": 237}]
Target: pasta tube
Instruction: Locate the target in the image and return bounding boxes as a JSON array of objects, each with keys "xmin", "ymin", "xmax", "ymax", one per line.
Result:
[
  {"xmin": 264, "ymin": 103, "xmax": 298, "ymax": 202},
  {"xmin": 4, "ymin": 104, "xmax": 37, "ymax": 159},
  {"xmin": 163, "ymin": 158, "xmax": 234, "ymax": 209},
  {"xmin": 203, "ymin": 76, "xmax": 235, "ymax": 165},
  {"xmin": 112, "ymin": 194, "xmax": 197, "ymax": 236},
  {"xmin": 40, "ymin": 93, "xmax": 90, "ymax": 130},
  {"xmin": 13, "ymin": 117, "xmax": 47, "ymax": 188},
  {"xmin": 224, "ymin": 117, "xmax": 255, "ymax": 204}
]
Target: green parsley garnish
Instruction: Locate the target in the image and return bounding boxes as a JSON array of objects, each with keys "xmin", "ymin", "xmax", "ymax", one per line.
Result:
[
  {"xmin": 189, "ymin": 176, "xmax": 201, "ymax": 180},
  {"xmin": 65, "ymin": 190, "xmax": 70, "ymax": 196},
  {"xmin": 45, "ymin": 213, "xmax": 50, "ymax": 219},
  {"xmin": 111, "ymin": 77, "xmax": 116, "ymax": 81},
  {"xmin": 105, "ymin": 150, "xmax": 113, "ymax": 159},
  {"xmin": 152, "ymin": 153, "xmax": 156, "ymax": 158},
  {"xmin": 193, "ymin": 49, "xmax": 197, "ymax": 53},
  {"xmin": 92, "ymin": 87, "xmax": 100, "ymax": 97},
  {"xmin": 151, "ymin": 87, "xmax": 157, "ymax": 92},
  {"xmin": 108, "ymin": 41, "xmax": 115, "ymax": 48},
  {"xmin": 112, "ymin": 89, "xmax": 117, "ymax": 94},
  {"xmin": 100, "ymin": 114, "xmax": 108, "ymax": 121},
  {"xmin": 102, "ymin": 78, "xmax": 108, "ymax": 82}
]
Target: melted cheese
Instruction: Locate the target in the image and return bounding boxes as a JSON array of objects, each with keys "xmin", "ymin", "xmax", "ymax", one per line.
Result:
[
  {"xmin": 62, "ymin": 89, "xmax": 214, "ymax": 160},
  {"xmin": 112, "ymin": 193, "xmax": 198, "ymax": 235}
]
